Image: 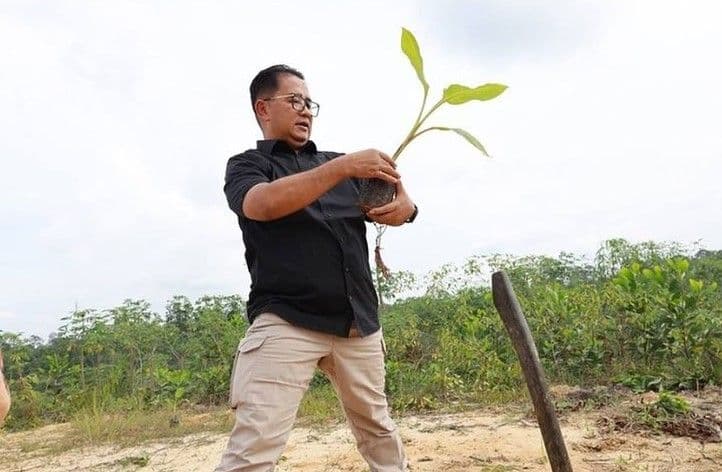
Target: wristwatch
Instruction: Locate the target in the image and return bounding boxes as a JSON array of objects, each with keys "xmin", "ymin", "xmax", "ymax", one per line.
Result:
[{"xmin": 405, "ymin": 204, "xmax": 418, "ymax": 223}]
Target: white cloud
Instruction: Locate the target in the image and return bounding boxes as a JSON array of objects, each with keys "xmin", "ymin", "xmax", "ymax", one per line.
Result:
[{"xmin": 1, "ymin": 1, "xmax": 721, "ymax": 337}]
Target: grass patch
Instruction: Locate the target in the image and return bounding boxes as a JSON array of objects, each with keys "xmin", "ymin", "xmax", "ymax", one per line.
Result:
[
  {"xmin": 297, "ymin": 383, "xmax": 345, "ymax": 426},
  {"xmin": 71, "ymin": 407, "xmax": 234, "ymax": 448},
  {"xmin": 115, "ymin": 454, "xmax": 150, "ymax": 467},
  {"xmin": 9, "ymin": 385, "xmax": 347, "ymax": 458},
  {"xmin": 9, "ymin": 407, "xmax": 234, "ymax": 456}
]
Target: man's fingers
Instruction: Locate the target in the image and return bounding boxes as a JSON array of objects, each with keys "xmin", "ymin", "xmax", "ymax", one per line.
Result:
[
  {"xmin": 368, "ymin": 200, "xmax": 399, "ymax": 216},
  {"xmin": 376, "ymin": 172, "xmax": 398, "ymax": 184},
  {"xmin": 381, "ymin": 165, "xmax": 400, "ymax": 179},
  {"xmin": 374, "ymin": 165, "xmax": 399, "ymax": 183},
  {"xmin": 378, "ymin": 152, "xmax": 396, "ymax": 167}
]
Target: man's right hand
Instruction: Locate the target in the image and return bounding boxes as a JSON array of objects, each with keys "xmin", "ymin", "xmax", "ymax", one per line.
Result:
[
  {"xmin": 336, "ymin": 149, "xmax": 400, "ymax": 183},
  {"xmin": 241, "ymin": 149, "xmax": 399, "ymax": 222}
]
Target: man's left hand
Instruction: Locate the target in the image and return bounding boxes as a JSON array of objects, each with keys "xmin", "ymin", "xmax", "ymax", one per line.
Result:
[{"xmin": 366, "ymin": 180, "xmax": 415, "ymax": 226}]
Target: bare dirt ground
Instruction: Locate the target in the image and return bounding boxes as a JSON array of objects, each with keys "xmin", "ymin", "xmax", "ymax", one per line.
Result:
[{"xmin": 2, "ymin": 389, "xmax": 721, "ymax": 472}]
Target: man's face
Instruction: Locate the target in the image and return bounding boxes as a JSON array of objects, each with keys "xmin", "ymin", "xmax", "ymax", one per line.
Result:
[{"xmin": 257, "ymin": 74, "xmax": 314, "ymax": 149}]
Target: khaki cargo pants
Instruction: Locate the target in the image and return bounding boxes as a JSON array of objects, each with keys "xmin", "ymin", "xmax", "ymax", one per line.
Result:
[{"xmin": 215, "ymin": 313, "xmax": 408, "ymax": 472}]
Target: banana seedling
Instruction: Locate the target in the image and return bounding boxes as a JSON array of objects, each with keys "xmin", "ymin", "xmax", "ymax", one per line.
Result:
[{"xmin": 361, "ymin": 27, "xmax": 507, "ymax": 279}]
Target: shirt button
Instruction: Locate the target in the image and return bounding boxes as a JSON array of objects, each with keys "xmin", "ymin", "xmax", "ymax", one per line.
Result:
[
  {"xmin": 345, "ymin": 267, "xmax": 350, "ymax": 273},
  {"xmin": 348, "ymin": 295, "xmax": 353, "ymax": 301}
]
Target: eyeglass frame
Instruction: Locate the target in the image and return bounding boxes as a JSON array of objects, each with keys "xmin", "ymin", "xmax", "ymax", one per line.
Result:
[{"xmin": 261, "ymin": 93, "xmax": 320, "ymax": 117}]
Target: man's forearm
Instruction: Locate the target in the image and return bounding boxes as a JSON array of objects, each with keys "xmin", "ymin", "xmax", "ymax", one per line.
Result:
[{"xmin": 242, "ymin": 158, "xmax": 347, "ymax": 221}]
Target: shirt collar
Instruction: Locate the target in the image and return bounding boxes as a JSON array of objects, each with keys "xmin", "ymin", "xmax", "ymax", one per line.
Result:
[{"xmin": 257, "ymin": 139, "xmax": 318, "ymax": 155}]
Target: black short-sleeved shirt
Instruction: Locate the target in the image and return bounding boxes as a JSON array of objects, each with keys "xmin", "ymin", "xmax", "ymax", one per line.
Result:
[{"xmin": 224, "ymin": 139, "xmax": 379, "ymax": 337}]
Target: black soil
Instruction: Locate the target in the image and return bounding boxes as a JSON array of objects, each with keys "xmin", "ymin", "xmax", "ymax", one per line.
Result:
[{"xmin": 358, "ymin": 178, "xmax": 396, "ymax": 213}]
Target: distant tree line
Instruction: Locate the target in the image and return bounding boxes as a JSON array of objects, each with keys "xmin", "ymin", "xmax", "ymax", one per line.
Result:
[{"xmin": 2, "ymin": 239, "xmax": 721, "ymax": 431}]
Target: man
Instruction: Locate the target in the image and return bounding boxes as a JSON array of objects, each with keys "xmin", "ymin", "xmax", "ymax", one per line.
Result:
[
  {"xmin": 216, "ymin": 64, "xmax": 417, "ymax": 471},
  {"xmin": 0, "ymin": 350, "xmax": 10, "ymax": 426}
]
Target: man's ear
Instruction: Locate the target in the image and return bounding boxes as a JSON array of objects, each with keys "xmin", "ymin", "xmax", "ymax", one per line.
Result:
[{"xmin": 254, "ymin": 99, "xmax": 270, "ymax": 124}]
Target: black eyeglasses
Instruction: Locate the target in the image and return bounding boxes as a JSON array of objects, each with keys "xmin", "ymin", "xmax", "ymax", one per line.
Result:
[{"xmin": 262, "ymin": 93, "xmax": 320, "ymax": 117}]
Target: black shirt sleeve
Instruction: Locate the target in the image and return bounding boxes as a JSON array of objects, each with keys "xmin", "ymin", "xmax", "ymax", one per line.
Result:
[{"xmin": 224, "ymin": 152, "xmax": 272, "ymax": 218}]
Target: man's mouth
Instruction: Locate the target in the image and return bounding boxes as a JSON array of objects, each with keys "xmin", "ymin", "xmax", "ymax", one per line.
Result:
[{"xmin": 295, "ymin": 122, "xmax": 310, "ymax": 132}]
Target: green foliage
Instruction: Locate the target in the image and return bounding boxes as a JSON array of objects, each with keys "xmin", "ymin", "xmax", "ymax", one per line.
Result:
[
  {"xmin": 297, "ymin": 383, "xmax": 344, "ymax": 425},
  {"xmin": 442, "ymin": 83, "xmax": 508, "ymax": 105},
  {"xmin": 373, "ymin": 269, "xmax": 417, "ymax": 306},
  {"xmin": 2, "ymin": 239, "xmax": 721, "ymax": 433},
  {"xmin": 1, "ymin": 295, "xmax": 245, "ymax": 431},
  {"xmin": 400, "ymin": 27, "xmax": 428, "ymax": 93},
  {"xmin": 633, "ymin": 392, "xmax": 693, "ymax": 431},
  {"xmin": 618, "ymin": 374, "xmax": 665, "ymax": 393},
  {"xmin": 382, "ymin": 287, "xmax": 522, "ymax": 412},
  {"xmin": 378, "ymin": 238, "xmax": 722, "ymax": 413},
  {"xmin": 610, "ymin": 257, "xmax": 722, "ymax": 381},
  {"xmin": 690, "ymin": 249, "xmax": 722, "ymax": 291},
  {"xmin": 654, "ymin": 391, "xmax": 691, "ymax": 416},
  {"xmin": 421, "ymin": 126, "xmax": 489, "ymax": 156},
  {"xmin": 374, "ymin": 27, "xmax": 508, "ymax": 290},
  {"xmin": 594, "ymin": 238, "xmax": 690, "ymax": 280},
  {"xmin": 392, "ymin": 28, "xmax": 507, "ymax": 161},
  {"xmin": 152, "ymin": 367, "xmax": 191, "ymax": 408}
]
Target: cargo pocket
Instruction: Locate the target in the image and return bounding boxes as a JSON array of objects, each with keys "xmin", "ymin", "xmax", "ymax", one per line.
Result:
[{"xmin": 229, "ymin": 336, "xmax": 266, "ymax": 408}]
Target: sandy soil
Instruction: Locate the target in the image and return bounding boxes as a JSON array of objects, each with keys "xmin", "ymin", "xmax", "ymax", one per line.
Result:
[{"xmin": 2, "ymin": 403, "xmax": 721, "ymax": 472}]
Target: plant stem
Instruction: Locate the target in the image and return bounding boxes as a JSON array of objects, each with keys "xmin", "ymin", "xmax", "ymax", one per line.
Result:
[
  {"xmin": 377, "ymin": 95, "xmax": 445, "ymax": 282},
  {"xmin": 412, "ymin": 90, "xmax": 428, "ymax": 139},
  {"xmin": 392, "ymin": 98, "xmax": 445, "ymax": 161},
  {"xmin": 410, "ymin": 126, "xmax": 439, "ymax": 140}
]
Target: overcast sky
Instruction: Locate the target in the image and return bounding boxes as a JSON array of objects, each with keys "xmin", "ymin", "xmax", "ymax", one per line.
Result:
[{"xmin": 2, "ymin": 1, "xmax": 721, "ymax": 338}]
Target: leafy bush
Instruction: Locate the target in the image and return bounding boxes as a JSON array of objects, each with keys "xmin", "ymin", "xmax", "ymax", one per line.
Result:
[{"xmin": 1, "ymin": 239, "xmax": 721, "ymax": 431}]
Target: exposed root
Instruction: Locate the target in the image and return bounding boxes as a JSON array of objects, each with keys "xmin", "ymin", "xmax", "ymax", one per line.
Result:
[
  {"xmin": 374, "ymin": 245, "xmax": 391, "ymax": 279},
  {"xmin": 374, "ymin": 223, "xmax": 391, "ymax": 279}
]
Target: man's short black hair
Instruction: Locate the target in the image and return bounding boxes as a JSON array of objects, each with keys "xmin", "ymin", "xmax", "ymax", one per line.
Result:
[{"xmin": 250, "ymin": 64, "xmax": 305, "ymax": 110}]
